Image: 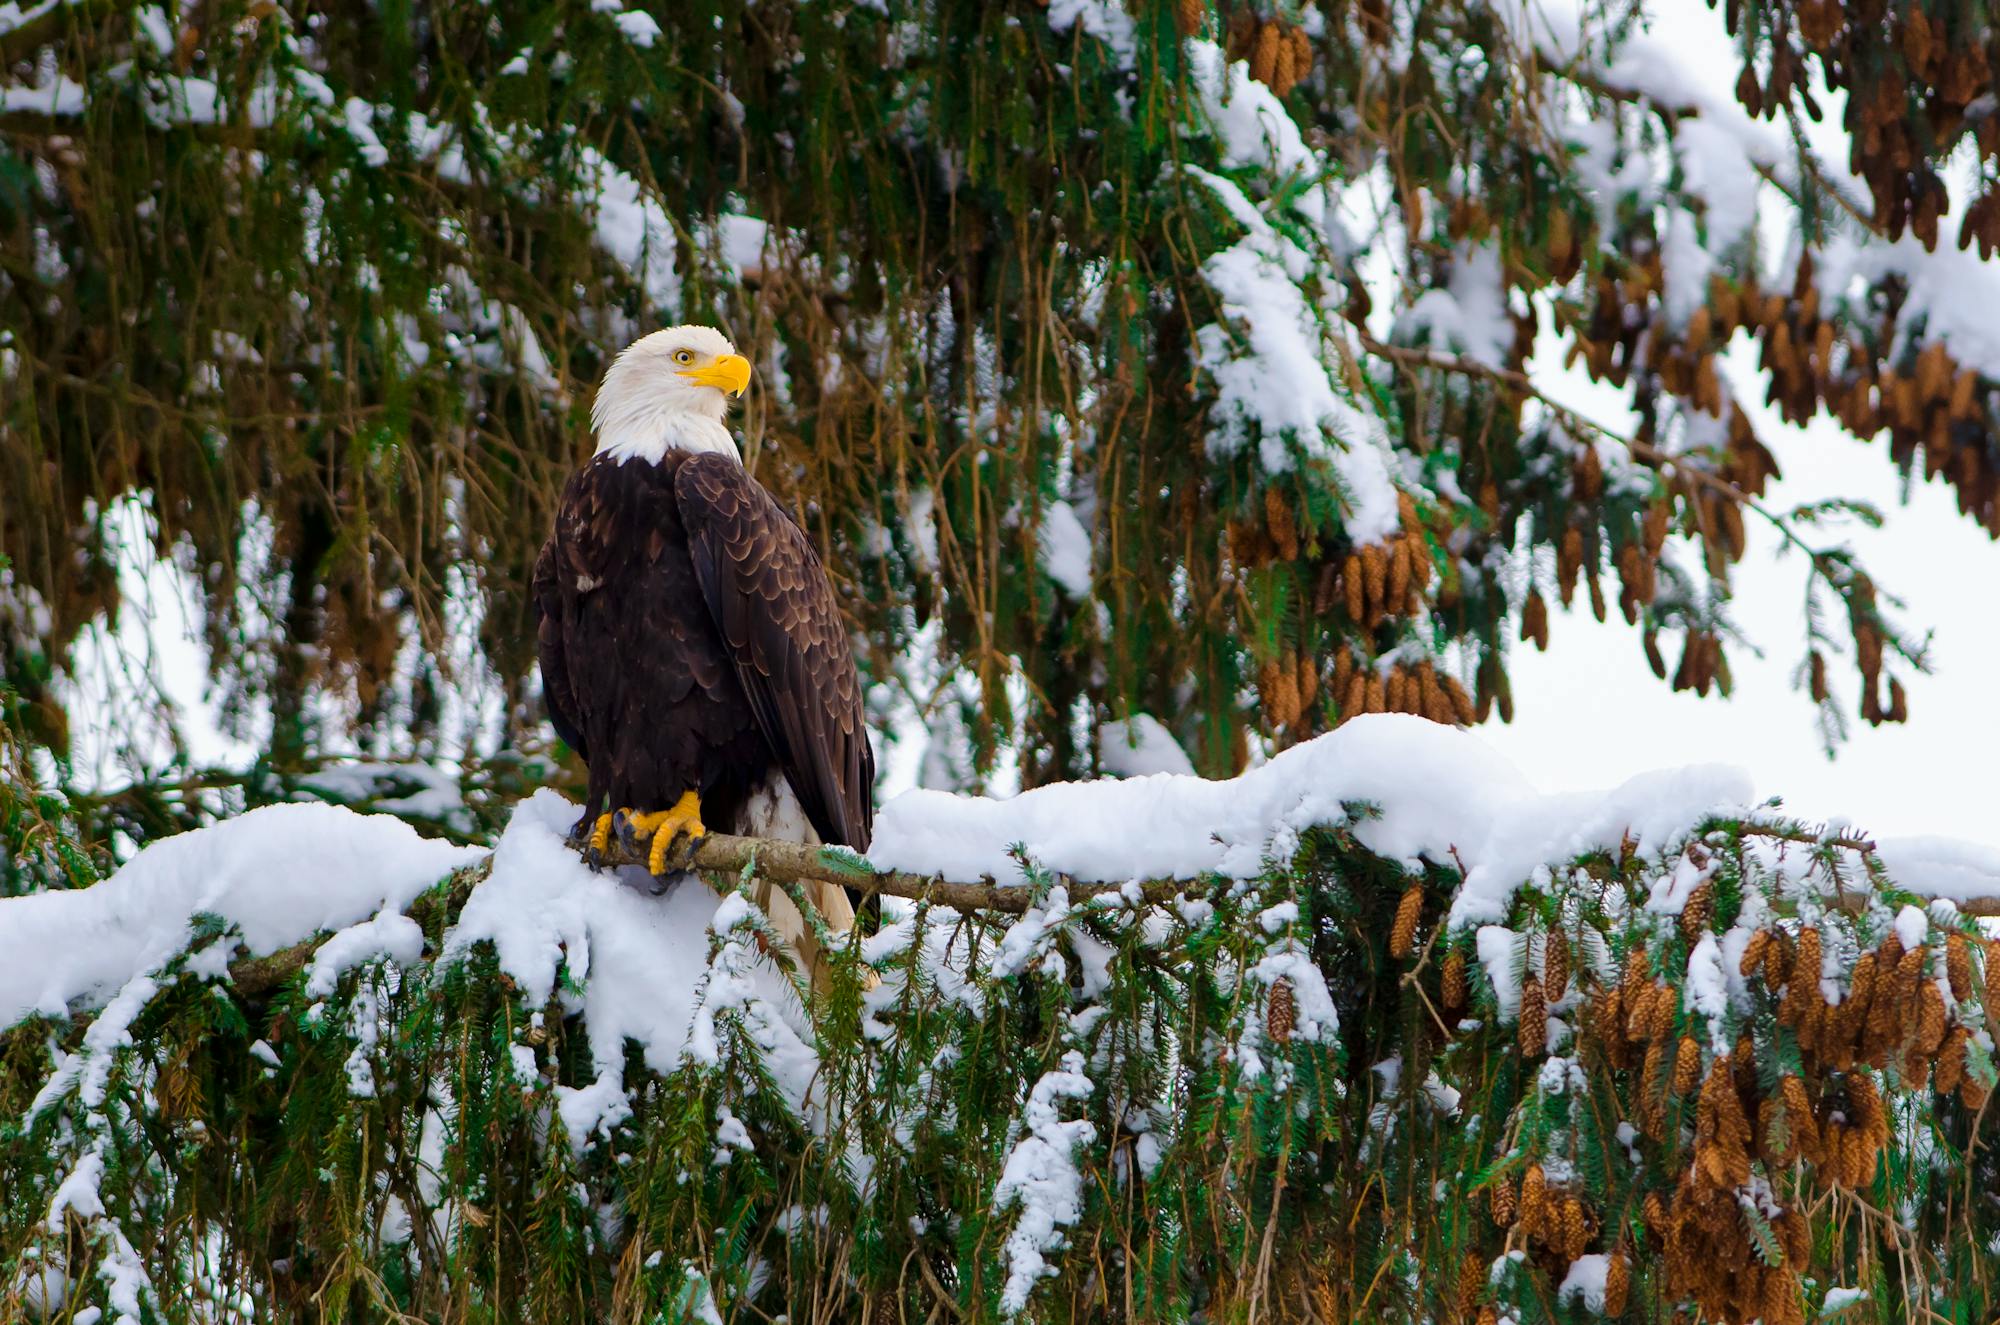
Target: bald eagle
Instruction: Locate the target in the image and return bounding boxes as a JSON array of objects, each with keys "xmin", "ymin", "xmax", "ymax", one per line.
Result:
[{"xmin": 532, "ymin": 325, "xmax": 872, "ymax": 965}]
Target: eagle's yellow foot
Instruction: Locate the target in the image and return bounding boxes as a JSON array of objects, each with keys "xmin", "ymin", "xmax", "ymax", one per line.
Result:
[
  {"xmin": 581, "ymin": 812, "xmax": 618, "ymax": 868},
  {"xmin": 621, "ymin": 791, "xmax": 707, "ymax": 875}
]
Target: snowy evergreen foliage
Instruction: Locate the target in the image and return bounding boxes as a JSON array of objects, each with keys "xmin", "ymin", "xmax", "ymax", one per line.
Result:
[
  {"xmin": 6, "ymin": 716, "xmax": 2000, "ymax": 1322},
  {"xmin": 9, "ymin": 0, "xmax": 2000, "ymax": 1319}
]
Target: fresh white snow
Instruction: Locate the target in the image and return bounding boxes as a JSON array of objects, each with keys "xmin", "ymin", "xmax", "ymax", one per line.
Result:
[
  {"xmin": 1876, "ymin": 837, "xmax": 2000, "ymax": 907},
  {"xmin": 1097, "ymin": 714, "xmax": 1196, "ymax": 778},
  {"xmin": 443, "ymin": 790, "xmax": 817, "ymax": 1151},
  {"xmin": 991, "ymin": 1053, "xmax": 1097, "ymax": 1313},
  {"xmin": 0, "ymin": 802, "xmax": 479, "ymax": 1027},
  {"xmin": 1037, "ymin": 499, "xmax": 1094, "ymax": 599},
  {"xmin": 1557, "ymin": 1253, "xmax": 1611, "ymax": 1313},
  {"xmin": 872, "ymin": 714, "xmax": 1753, "ymax": 934},
  {"xmin": 7, "ymin": 718, "xmax": 1998, "ymax": 1059}
]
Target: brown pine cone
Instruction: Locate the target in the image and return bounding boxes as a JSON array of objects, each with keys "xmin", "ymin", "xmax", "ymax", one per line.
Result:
[
  {"xmin": 1443, "ymin": 948, "xmax": 1468, "ymax": 1012},
  {"xmin": 1263, "ymin": 484, "xmax": 1298, "ymax": 560},
  {"xmin": 1763, "ymin": 928, "xmax": 1789, "ymax": 990},
  {"xmin": 1947, "ymin": 933, "xmax": 1974, "ymax": 1003},
  {"xmin": 1388, "ymin": 535, "xmax": 1412, "ymax": 610},
  {"xmin": 1522, "ymin": 590, "xmax": 1550, "ymax": 650},
  {"xmin": 1268, "ymin": 21, "xmax": 1298, "ymax": 95},
  {"xmin": 1679, "ymin": 879, "xmax": 1714, "ymax": 942},
  {"xmin": 1847, "ymin": 952, "xmax": 1878, "ymax": 1025},
  {"xmin": 1640, "ymin": 981, "xmax": 1676, "ymax": 1045},
  {"xmin": 1249, "ymin": 19, "xmax": 1280, "ymax": 86},
  {"xmin": 1266, "ymin": 977, "xmax": 1296, "ymax": 1044},
  {"xmin": 1918, "ymin": 980, "xmax": 1948, "ymax": 1054},
  {"xmin": 1740, "ymin": 928, "xmax": 1772, "ymax": 978},
  {"xmin": 1360, "ymin": 543, "xmax": 1388, "ymax": 616},
  {"xmin": 1623, "ymin": 944, "xmax": 1651, "ymax": 991},
  {"xmin": 1641, "ymin": 1040, "xmax": 1668, "ymax": 1138},
  {"xmin": 1604, "ymin": 1251, "xmax": 1630, "ymax": 1316},
  {"xmin": 1390, "ymin": 883, "xmax": 1423, "ymax": 959},
  {"xmin": 1557, "ymin": 527, "xmax": 1584, "ymax": 604},
  {"xmin": 1519, "ymin": 1164, "xmax": 1547, "ymax": 1234},
  {"xmin": 1673, "ymin": 1034, "xmax": 1702, "ymax": 1094},
  {"xmin": 1288, "ymin": 27, "xmax": 1312, "ymax": 85},
  {"xmin": 1561, "ymin": 1196, "xmax": 1589, "ymax": 1259},
  {"xmin": 1937, "ymin": 1026, "xmax": 1969, "ymax": 1095},
  {"xmin": 1343, "ymin": 554, "xmax": 1366, "ymax": 624},
  {"xmin": 1847, "ymin": 1071, "xmax": 1886, "ymax": 1143},
  {"xmin": 1783, "ymin": 928, "xmax": 1824, "ymax": 1023},
  {"xmin": 1490, "ymin": 1174, "xmax": 1516, "ymax": 1227},
  {"xmin": 1781, "ymin": 1074, "xmax": 1820, "ymax": 1157},
  {"xmin": 1544, "ymin": 930, "xmax": 1570, "ymax": 1003},
  {"xmin": 1454, "ymin": 1252, "xmax": 1484, "ymax": 1322},
  {"xmin": 1519, "ymin": 977, "xmax": 1548, "ymax": 1058}
]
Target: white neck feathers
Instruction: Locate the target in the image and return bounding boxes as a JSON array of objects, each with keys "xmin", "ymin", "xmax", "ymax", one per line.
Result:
[{"xmin": 593, "ymin": 411, "xmax": 740, "ymax": 465}]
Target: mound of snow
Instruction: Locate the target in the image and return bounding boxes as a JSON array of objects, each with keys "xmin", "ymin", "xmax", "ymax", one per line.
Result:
[
  {"xmin": 0, "ymin": 802, "xmax": 480, "ymax": 1026},
  {"xmin": 1097, "ymin": 714, "xmax": 1196, "ymax": 778},
  {"xmin": 444, "ymin": 790, "xmax": 813, "ymax": 1149},
  {"xmin": 1873, "ymin": 836, "xmax": 2000, "ymax": 907},
  {"xmin": 871, "ymin": 714, "xmax": 1752, "ymax": 929}
]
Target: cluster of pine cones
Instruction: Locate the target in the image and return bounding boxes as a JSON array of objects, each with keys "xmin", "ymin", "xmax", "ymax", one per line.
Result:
[
  {"xmin": 1222, "ymin": 10, "xmax": 1315, "ymax": 97},
  {"xmin": 1719, "ymin": 0, "xmax": 1999, "ymax": 253}
]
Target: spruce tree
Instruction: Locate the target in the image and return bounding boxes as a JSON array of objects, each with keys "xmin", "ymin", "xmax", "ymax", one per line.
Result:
[
  {"xmin": 4, "ymin": 0, "xmax": 1990, "ymax": 803},
  {"xmin": 6, "ymin": 0, "xmax": 2000, "ymax": 1321}
]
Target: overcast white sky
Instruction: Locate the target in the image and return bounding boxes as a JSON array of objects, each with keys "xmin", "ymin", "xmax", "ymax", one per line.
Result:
[
  {"xmin": 1483, "ymin": 336, "xmax": 2000, "ymax": 848},
  {"xmin": 1469, "ymin": 2, "xmax": 2000, "ymax": 848}
]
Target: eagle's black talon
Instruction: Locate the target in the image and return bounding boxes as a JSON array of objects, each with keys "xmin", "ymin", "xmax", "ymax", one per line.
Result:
[
  {"xmin": 666, "ymin": 830, "xmax": 704, "ymax": 874},
  {"xmin": 578, "ymin": 812, "xmax": 617, "ymax": 870}
]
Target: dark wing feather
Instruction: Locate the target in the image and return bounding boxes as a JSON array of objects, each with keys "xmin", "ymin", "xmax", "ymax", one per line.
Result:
[
  {"xmin": 675, "ymin": 453, "xmax": 874, "ymax": 849},
  {"xmin": 533, "ymin": 513, "xmax": 589, "ymax": 762}
]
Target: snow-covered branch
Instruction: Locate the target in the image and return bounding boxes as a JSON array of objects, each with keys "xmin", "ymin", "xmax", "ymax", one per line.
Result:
[{"xmin": 9, "ymin": 715, "xmax": 2000, "ymax": 1321}]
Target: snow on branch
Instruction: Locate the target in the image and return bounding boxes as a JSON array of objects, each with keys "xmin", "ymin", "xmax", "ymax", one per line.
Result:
[
  {"xmin": 8, "ymin": 716, "xmax": 2000, "ymax": 1321},
  {"xmin": 9, "ymin": 716, "xmax": 2000, "ymax": 1034}
]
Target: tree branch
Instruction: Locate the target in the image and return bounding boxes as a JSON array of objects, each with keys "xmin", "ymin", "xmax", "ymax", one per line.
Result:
[
  {"xmin": 224, "ymin": 830, "xmax": 1199, "ymax": 996},
  {"xmin": 217, "ymin": 820, "xmax": 2000, "ymax": 999}
]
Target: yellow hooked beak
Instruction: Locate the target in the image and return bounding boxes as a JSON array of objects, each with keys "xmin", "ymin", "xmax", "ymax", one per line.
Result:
[{"xmin": 677, "ymin": 353, "xmax": 752, "ymax": 398}]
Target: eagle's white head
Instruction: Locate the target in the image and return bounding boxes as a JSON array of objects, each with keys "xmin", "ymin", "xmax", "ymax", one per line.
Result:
[{"xmin": 591, "ymin": 324, "xmax": 751, "ymax": 465}]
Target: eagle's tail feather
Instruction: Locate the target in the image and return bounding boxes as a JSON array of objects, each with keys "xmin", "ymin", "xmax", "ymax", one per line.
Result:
[{"xmin": 754, "ymin": 876, "xmax": 866, "ymax": 995}]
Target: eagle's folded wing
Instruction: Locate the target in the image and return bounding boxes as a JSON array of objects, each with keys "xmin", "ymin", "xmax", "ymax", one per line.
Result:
[
  {"xmin": 675, "ymin": 452, "xmax": 875, "ymax": 850},
  {"xmin": 532, "ymin": 535, "xmax": 590, "ymax": 763}
]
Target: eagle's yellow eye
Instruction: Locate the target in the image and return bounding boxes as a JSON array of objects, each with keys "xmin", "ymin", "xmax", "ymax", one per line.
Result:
[{"xmin": 673, "ymin": 349, "xmax": 694, "ymax": 364}]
